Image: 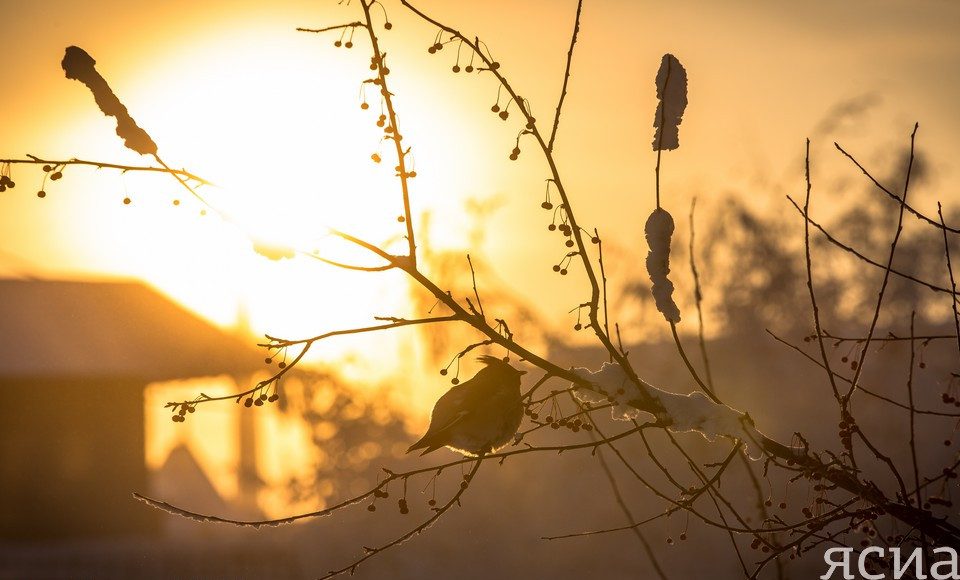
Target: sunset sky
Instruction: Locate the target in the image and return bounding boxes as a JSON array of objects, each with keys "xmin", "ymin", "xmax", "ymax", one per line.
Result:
[
  {"xmin": 2, "ymin": 0, "xmax": 959, "ymax": 368},
  {"xmin": 3, "ymin": 0, "xmax": 960, "ymax": 548}
]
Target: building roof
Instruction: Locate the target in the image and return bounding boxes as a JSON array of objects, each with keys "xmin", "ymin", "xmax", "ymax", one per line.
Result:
[{"xmin": 0, "ymin": 278, "xmax": 262, "ymax": 381}]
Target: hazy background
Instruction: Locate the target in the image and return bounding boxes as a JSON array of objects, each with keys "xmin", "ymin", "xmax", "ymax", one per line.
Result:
[{"xmin": 1, "ymin": 1, "xmax": 959, "ymax": 578}]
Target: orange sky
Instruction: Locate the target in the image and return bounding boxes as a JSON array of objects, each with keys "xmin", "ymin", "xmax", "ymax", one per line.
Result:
[
  {"xmin": 3, "ymin": 0, "xmax": 959, "ymax": 519},
  {"xmin": 2, "ymin": 0, "xmax": 959, "ymax": 358}
]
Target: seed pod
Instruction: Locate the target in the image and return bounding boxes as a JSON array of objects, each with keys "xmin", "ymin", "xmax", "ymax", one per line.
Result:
[
  {"xmin": 645, "ymin": 208, "xmax": 681, "ymax": 323},
  {"xmin": 652, "ymin": 54, "xmax": 688, "ymax": 151}
]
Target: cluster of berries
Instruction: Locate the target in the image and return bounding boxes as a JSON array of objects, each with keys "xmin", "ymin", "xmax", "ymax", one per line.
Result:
[
  {"xmin": 170, "ymin": 404, "xmax": 196, "ymax": 422},
  {"xmin": 243, "ymin": 391, "xmax": 280, "ymax": 408},
  {"xmin": 0, "ymin": 163, "xmax": 17, "ymax": 193}
]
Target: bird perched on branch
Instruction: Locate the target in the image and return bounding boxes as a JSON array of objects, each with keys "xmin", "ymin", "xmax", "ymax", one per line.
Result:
[{"xmin": 407, "ymin": 355, "xmax": 526, "ymax": 457}]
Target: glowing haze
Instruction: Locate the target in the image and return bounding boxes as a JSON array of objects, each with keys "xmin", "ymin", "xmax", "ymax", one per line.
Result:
[{"xmin": 2, "ymin": 0, "xmax": 959, "ymax": 366}]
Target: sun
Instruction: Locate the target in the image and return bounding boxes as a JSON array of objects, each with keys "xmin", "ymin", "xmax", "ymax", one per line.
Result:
[
  {"xmin": 66, "ymin": 22, "xmax": 441, "ymax": 375},
  {"xmin": 35, "ymin": 10, "xmax": 493, "ymax": 390}
]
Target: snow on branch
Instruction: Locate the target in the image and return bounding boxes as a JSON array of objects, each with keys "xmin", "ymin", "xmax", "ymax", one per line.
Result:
[
  {"xmin": 645, "ymin": 208, "xmax": 681, "ymax": 323},
  {"xmin": 652, "ymin": 53, "xmax": 687, "ymax": 152},
  {"xmin": 62, "ymin": 46, "xmax": 158, "ymax": 156},
  {"xmin": 571, "ymin": 362, "xmax": 763, "ymax": 458}
]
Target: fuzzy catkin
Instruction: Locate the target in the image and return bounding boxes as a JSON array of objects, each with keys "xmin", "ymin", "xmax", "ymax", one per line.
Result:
[
  {"xmin": 62, "ymin": 46, "xmax": 158, "ymax": 156},
  {"xmin": 645, "ymin": 208, "xmax": 681, "ymax": 323},
  {"xmin": 652, "ymin": 54, "xmax": 688, "ymax": 151}
]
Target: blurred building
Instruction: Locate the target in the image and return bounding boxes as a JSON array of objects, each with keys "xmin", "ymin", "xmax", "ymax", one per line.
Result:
[{"xmin": 0, "ymin": 279, "xmax": 261, "ymax": 541}]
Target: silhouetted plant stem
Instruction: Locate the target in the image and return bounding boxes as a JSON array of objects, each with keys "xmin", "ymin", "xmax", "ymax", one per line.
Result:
[
  {"xmin": 687, "ymin": 197, "xmax": 715, "ymax": 392},
  {"xmin": 836, "ymin": 140, "xmax": 960, "ymax": 234},
  {"xmin": 938, "ymin": 202, "xmax": 960, "ymax": 359},
  {"xmin": 907, "ymin": 312, "xmax": 927, "ymax": 555},
  {"xmin": 669, "ymin": 321, "xmax": 722, "ymax": 405},
  {"xmin": 803, "ymin": 139, "xmax": 842, "ymax": 405},
  {"xmin": 845, "ymin": 123, "xmax": 919, "ymax": 402},
  {"xmin": 767, "ymin": 329, "xmax": 960, "ymax": 417},
  {"xmin": 786, "ymin": 196, "xmax": 958, "ymax": 295},
  {"xmin": 547, "ymin": 0, "xmax": 583, "ymax": 153},
  {"xmin": 317, "ymin": 456, "xmax": 484, "ymax": 580},
  {"xmin": 358, "ymin": 0, "xmax": 418, "ymax": 263},
  {"xmin": 0, "ymin": 155, "xmax": 210, "ymax": 184}
]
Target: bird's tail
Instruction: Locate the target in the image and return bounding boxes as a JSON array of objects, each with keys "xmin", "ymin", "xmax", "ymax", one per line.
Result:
[{"xmin": 406, "ymin": 435, "xmax": 442, "ymax": 456}]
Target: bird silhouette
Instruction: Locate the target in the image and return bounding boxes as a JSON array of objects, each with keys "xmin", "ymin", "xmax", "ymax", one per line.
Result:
[{"xmin": 407, "ymin": 355, "xmax": 526, "ymax": 457}]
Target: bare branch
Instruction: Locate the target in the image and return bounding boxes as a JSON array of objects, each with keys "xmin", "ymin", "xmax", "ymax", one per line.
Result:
[
  {"xmin": 835, "ymin": 141, "xmax": 960, "ymax": 234},
  {"xmin": 1, "ymin": 155, "xmax": 211, "ymax": 185}
]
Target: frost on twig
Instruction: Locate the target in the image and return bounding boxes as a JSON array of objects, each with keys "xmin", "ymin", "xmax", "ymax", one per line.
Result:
[
  {"xmin": 62, "ymin": 46, "xmax": 158, "ymax": 156},
  {"xmin": 571, "ymin": 362, "xmax": 763, "ymax": 458},
  {"xmin": 645, "ymin": 208, "xmax": 681, "ymax": 323}
]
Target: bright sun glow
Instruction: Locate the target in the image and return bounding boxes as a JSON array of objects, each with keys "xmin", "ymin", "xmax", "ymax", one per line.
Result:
[{"xmin": 62, "ymin": 21, "xmax": 478, "ymax": 384}]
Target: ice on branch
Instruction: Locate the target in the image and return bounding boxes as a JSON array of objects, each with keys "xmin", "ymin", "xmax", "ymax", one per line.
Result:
[
  {"xmin": 62, "ymin": 46, "xmax": 158, "ymax": 156},
  {"xmin": 645, "ymin": 208, "xmax": 681, "ymax": 323},
  {"xmin": 571, "ymin": 362, "xmax": 763, "ymax": 458},
  {"xmin": 652, "ymin": 53, "xmax": 687, "ymax": 151}
]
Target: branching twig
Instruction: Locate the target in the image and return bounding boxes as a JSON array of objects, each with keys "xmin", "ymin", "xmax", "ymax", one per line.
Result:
[
  {"xmin": 845, "ymin": 123, "xmax": 920, "ymax": 401},
  {"xmin": 1, "ymin": 155, "xmax": 210, "ymax": 185},
  {"xmin": 835, "ymin": 141, "xmax": 960, "ymax": 234}
]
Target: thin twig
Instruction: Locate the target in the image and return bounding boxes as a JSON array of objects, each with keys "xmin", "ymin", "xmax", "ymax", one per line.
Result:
[
  {"xmin": 907, "ymin": 312, "xmax": 925, "ymax": 554},
  {"xmin": 1, "ymin": 155, "xmax": 211, "ymax": 184},
  {"xmin": 466, "ymin": 253, "xmax": 484, "ymax": 318},
  {"xmin": 835, "ymin": 141, "xmax": 960, "ymax": 234},
  {"xmin": 296, "ymin": 21, "xmax": 365, "ymax": 34},
  {"xmin": 939, "ymin": 202, "xmax": 960, "ymax": 359},
  {"xmin": 547, "ymin": 0, "xmax": 583, "ymax": 153},
  {"xmin": 669, "ymin": 321, "xmax": 722, "ymax": 405},
  {"xmin": 785, "ymin": 195, "xmax": 956, "ymax": 295},
  {"xmin": 766, "ymin": 330, "xmax": 960, "ymax": 418},
  {"xmin": 687, "ymin": 197, "xmax": 715, "ymax": 392},
  {"xmin": 319, "ymin": 456, "xmax": 484, "ymax": 579},
  {"xmin": 358, "ymin": 1, "xmax": 418, "ymax": 262},
  {"xmin": 593, "ymin": 443, "xmax": 671, "ymax": 580},
  {"xmin": 803, "ymin": 139, "xmax": 841, "ymax": 403},
  {"xmin": 596, "ymin": 228, "xmax": 612, "ymax": 362},
  {"xmin": 845, "ymin": 123, "xmax": 920, "ymax": 401}
]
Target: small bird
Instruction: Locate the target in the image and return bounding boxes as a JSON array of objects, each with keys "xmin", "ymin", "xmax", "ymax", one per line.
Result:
[{"xmin": 407, "ymin": 355, "xmax": 526, "ymax": 457}]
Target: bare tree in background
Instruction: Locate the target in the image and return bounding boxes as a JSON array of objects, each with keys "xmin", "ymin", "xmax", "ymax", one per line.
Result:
[{"xmin": 3, "ymin": 1, "xmax": 960, "ymax": 578}]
